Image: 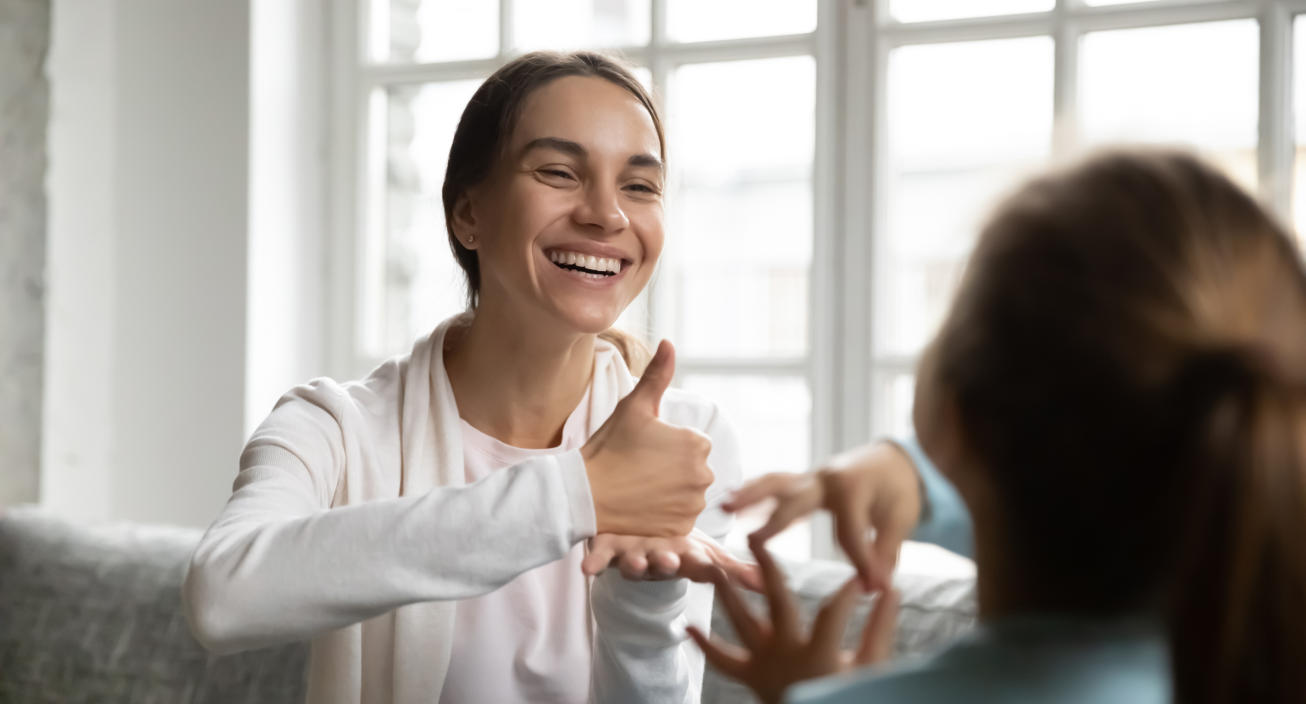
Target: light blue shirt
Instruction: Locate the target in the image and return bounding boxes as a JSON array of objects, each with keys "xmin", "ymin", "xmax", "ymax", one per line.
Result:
[{"xmin": 787, "ymin": 615, "xmax": 1171, "ymax": 704}]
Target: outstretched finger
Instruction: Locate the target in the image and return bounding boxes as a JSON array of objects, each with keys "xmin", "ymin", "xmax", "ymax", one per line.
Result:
[
  {"xmin": 750, "ymin": 535, "xmax": 799, "ymax": 641},
  {"xmin": 582, "ymin": 540, "xmax": 617, "ymax": 577},
  {"xmin": 750, "ymin": 486, "xmax": 821, "ymax": 544},
  {"xmin": 687, "ymin": 626, "xmax": 750, "ymax": 681},
  {"xmin": 831, "ymin": 503, "xmax": 886, "ymax": 593},
  {"xmin": 648, "ymin": 549, "xmax": 681, "ymax": 579},
  {"xmin": 869, "ymin": 502, "xmax": 917, "ymax": 577},
  {"xmin": 618, "ymin": 551, "xmax": 650, "ymax": 581},
  {"xmin": 723, "ymin": 473, "xmax": 801, "ymax": 513},
  {"xmin": 854, "ymin": 589, "xmax": 901, "ymax": 666},
  {"xmin": 709, "ymin": 567, "xmax": 767, "ymax": 650},
  {"xmin": 809, "ymin": 577, "xmax": 866, "ymax": 659}
]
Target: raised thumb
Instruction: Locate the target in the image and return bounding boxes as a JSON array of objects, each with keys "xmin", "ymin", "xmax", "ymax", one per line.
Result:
[{"xmin": 628, "ymin": 339, "xmax": 675, "ymax": 417}]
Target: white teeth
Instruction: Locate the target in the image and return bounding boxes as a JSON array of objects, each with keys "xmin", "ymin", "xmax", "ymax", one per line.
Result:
[{"xmin": 550, "ymin": 250, "xmax": 624, "ymax": 276}]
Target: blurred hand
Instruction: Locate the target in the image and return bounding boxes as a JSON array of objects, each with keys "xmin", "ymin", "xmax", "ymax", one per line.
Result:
[
  {"xmin": 687, "ymin": 536, "xmax": 900, "ymax": 704},
  {"xmin": 724, "ymin": 442, "xmax": 922, "ymax": 591},
  {"xmin": 582, "ymin": 340, "xmax": 715, "ymax": 537},
  {"xmin": 582, "ymin": 528, "xmax": 764, "ymax": 592}
]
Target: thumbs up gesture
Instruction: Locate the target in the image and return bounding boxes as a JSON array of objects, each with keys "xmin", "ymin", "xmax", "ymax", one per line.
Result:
[{"xmin": 582, "ymin": 340, "xmax": 715, "ymax": 537}]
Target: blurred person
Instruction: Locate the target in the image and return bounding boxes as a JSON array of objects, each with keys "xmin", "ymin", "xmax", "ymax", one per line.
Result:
[
  {"xmin": 695, "ymin": 150, "xmax": 1306, "ymax": 704},
  {"xmin": 183, "ymin": 51, "xmax": 757, "ymax": 704}
]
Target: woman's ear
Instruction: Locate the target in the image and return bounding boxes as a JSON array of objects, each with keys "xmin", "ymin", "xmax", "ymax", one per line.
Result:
[{"xmin": 451, "ymin": 192, "xmax": 480, "ymax": 250}]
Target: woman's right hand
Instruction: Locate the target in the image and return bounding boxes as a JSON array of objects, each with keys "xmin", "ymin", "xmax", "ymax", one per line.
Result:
[
  {"xmin": 724, "ymin": 443, "xmax": 922, "ymax": 592},
  {"xmin": 582, "ymin": 340, "xmax": 715, "ymax": 538}
]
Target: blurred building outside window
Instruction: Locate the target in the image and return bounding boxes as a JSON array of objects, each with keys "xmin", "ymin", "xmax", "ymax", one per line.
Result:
[{"xmin": 329, "ymin": 0, "xmax": 1306, "ymax": 563}]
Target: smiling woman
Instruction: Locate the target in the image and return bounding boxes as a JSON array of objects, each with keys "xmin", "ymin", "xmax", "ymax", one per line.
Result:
[{"xmin": 183, "ymin": 51, "xmax": 750, "ymax": 704}]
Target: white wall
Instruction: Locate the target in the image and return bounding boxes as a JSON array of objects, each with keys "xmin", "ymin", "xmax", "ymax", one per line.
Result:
[
  {"xmin": 0, "ymin": 0, "xmax": 50, "ymax": 509},
  {"xmin": 43, "ymin": 0, "xmax": 251, "ymax": 527}
]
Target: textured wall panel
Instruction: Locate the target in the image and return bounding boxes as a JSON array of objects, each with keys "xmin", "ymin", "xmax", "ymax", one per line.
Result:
[{"xmin": 0, "ymin": 0, "xmax": 49, "ymax": 506}]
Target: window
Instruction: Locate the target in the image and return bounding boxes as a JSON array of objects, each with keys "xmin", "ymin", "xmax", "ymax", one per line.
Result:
[
  {"xmin": 329, "ymin": 0, "xmax": 1303, "ymax": 562},
  {"xmin": 870, "ymin": 0, "xmax": 1299, "ymax": 445}
]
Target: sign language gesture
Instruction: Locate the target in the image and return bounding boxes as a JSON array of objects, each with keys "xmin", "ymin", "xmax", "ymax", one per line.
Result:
[
  {"xmin": 582, "ymin": 340, "xmax": 715, "ymax": 537},
  {"xmin": 723, "ymin": 443, "xmax": 922, "ymax": 592},
  {"xmin": 687, "ymin": 536, "xmax": 900, "ymax": 704},
  {"xmin": 582, "ymin": 528, "xmax": 765, "ymax": 592}
]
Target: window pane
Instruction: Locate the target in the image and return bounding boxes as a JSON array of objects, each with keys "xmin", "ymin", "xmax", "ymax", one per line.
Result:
[
  {"xmin": 890, "ymin": 0, "xmax": 1052, "ymax": 24},
  {"xmin": 1081, "ymin": 20, "xmax": 1259, "ymax": 192},
  {"xmin": 514, "ymin": 0, "xmax": 650, "ymax": 51},
  {"xmin": 878, "ymin": 37, "xmax": 1053, "ymax": 360},
  {"xmin": 681, "ymin": 375, "xmax": 811, "ymax": 561},
  {"xmin": 375, "ymin": 0, "xmax": 498, "ymax": 64},
  {"xmin": 663, "ymin": 56, "xmax": 815, "ymax": 358},
  {"xmin": 367, "ymin": 80, "xmax": 482, "ymax": 359},
  {"xmin": 1292, "ymin": 14, "xmax": 1306, "ymax": 243},
  {"xmin": 873, "ymin": 372, "xmax": 916, "ymax": 440},
  {"xmin": 667, "ymin": 0, "xmax": 816, "ymax": 43}
]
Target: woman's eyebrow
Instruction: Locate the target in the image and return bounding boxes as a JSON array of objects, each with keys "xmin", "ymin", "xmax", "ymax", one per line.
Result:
[
  {"xmin": 522, "ymin": 137, "xmax": 586, "ymax": 158},
  {"xmin": 522, "ymin": 137, "xmax": 661, "ymax": 170},
  {"xmin": 628, "ymin": 154, "xmax": 662, "ymax": 170}
]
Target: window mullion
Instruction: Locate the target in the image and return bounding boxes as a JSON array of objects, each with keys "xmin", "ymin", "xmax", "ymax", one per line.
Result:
[
  {"xmin": 1260, "ymin": 1, "xmax": 1294, "ymax": 220},
  {"xmin": 1052, "ymin": 3, "xmax": 1082, "ymax": 161}
]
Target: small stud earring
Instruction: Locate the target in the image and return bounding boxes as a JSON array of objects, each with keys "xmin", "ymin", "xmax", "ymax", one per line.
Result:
[{"xmin": 467, "ymin": 235, "xmax": 475, "ymax": 244}]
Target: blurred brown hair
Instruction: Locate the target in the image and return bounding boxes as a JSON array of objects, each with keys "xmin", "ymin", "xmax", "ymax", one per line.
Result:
[
  {"xmin": 440, "ymin": 50, "xmax": 659, "ymax": 372},
  {"xmin": 931, "ymin": 150, "xmax": 1306, "ymax": 702}
]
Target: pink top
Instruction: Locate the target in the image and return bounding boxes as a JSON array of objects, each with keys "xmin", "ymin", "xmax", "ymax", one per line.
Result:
[{"xmin": 437, "ymin": 388, "xmax": 595, "ymax": 704}]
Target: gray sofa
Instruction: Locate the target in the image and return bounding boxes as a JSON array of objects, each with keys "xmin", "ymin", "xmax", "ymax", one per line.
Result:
[{"xmin": 0, "ymin": 507, "xmax": 975, "ymax": 703}]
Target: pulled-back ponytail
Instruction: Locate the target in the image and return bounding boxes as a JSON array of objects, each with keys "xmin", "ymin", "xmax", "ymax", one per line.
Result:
[
  {"xmin": 931, "ymin": 150, "xmax": 1306, "ymax": 703},
  {"xmin": 1167, "ymin": 348, "xmax": 1306, "ymax": 703}
]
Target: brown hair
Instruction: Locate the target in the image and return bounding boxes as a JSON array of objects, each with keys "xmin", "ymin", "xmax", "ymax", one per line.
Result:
[
  {"xmin": 930, "ymin": 150, "xmax": 1306, "ymax": 702},
  {"xmin": 440, "ymin": 50, "xmax": 661, "ymax": 372}
]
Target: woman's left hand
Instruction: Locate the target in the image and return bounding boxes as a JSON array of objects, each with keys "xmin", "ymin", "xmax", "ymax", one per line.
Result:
[
  {"xmin": 686, "ymin": 536, "xmax": 900, "ymax": 704},
  {"xmin": 582, "ymin": 529, "xmax": 764, "ymax": 592}
]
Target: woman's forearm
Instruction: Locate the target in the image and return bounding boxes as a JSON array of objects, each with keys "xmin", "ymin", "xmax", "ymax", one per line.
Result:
[{"xmin": 184, "ymin": 445, "xmax": 595, "ymax": 654}]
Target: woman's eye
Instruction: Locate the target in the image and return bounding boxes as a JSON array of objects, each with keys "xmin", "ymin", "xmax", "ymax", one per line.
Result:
[
  {"xmin": 626, "ymin": 183, "xmax": 659, "ymax": 194},
  {"xmin": 541, "ymin": 169, "xmax": 574, "ymax": 180}
]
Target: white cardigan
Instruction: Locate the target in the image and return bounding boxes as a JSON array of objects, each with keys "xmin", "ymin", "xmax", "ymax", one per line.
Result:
[{"xmin": 183, "ymin": 317, "xmax": 742, "ymax": 704}]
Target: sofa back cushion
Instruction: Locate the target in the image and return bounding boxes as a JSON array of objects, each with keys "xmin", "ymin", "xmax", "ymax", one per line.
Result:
[{"xmin": 0, "ymin": 507, "xmax": 308, "ymax": 704}]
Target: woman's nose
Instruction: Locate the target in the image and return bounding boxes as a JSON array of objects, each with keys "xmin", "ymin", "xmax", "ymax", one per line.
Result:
[{"xmin": 574, "ymin": 182, "xmax": 629, "ymax": 234}]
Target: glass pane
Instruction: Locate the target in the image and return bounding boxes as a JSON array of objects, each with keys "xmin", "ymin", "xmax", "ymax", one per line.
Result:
[
  {"xmin": 663, "ymin": 56, "xmax": 815, "ymax": 358},
  {"xmin": 879, "ymin": 37, "xmax": 1053, "ymax": 360},
  {"xmin": 1081, "ymin": 20, "xmax": 1259, "ymax": 192},
  {"xmin": 374, "ymin": 0, "xmax": 499, "ymax": 64},
  {"xmin": 681, "ymin": 375, "xmax": 811, "ymax": 561},
  {"xmin": 1292, "ymin": 14, "xmax": 1306, "ymax": 244},
  {"xmin": 368, "ymin": 80, "xmax": 482, "ymax": 359},
  {"xmin": 667, "ymin": 0, "xmax": 816, "ymax": 43},
  {"xmin": 890, "ymin": 0, "xmax": 1052, "ymax": 24},
  {"xmin": 872, "ymin": 372, "xmax": 917, "ymax": 440},
  {"xmin": 514, "ymin": 0, "xmax": 650, "ymax": 51}
]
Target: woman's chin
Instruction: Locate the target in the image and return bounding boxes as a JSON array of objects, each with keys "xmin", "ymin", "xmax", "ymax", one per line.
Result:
[{"xmin": 550, "ymin": 304, "xmax": 624, "ymax": 335}]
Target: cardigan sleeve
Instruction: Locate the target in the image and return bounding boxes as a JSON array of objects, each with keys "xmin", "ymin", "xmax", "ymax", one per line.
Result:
[
  {"xmin": 588, "ymin": 397, "xmax": 743, "ymax": 704},
  {"xmin": 183, "ymin": 389, "xmax": 597, "ymax": 655},
  {"xmin": 895, "ymin": 436, "xmax": 975, "ymax": 560}
]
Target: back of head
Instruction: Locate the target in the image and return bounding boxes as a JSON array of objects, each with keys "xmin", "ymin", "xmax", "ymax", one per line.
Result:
[{"xmin": 931, "ymin": 150, "xmax": 1306, "ymax": 703}]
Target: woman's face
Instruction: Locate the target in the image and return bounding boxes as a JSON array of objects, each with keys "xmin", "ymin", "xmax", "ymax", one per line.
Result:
[{"xmin": 455, "ymin": 75, "xmax": 665, "ymax": 334}]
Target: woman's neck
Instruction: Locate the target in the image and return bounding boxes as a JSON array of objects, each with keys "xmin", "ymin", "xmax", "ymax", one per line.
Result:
[{"xmin": 442, "ymin": 302, "xmax": 597, "ymax": 449}]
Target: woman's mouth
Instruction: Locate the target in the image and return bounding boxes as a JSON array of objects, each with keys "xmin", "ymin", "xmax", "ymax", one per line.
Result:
[{"xmin": 548, "ymin": 250, "xmax": 623, "ymax": 279}]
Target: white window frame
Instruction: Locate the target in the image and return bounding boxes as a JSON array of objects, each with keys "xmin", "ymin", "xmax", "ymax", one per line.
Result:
[{"xmin": 324, "ymin": 0, "xmax": 1304, "ymax": 560}]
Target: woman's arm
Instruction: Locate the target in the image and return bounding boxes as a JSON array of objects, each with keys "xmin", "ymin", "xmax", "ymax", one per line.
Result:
[
  {"xmin": 892, "ymin": 437, "xmax": 973, "ymax": 559},
  {"xmin": 183, "ymin": 388, "xmax": 595, "ymax": 655},
  {"xmin": 587, "ymin": 395, "xmax": 743, "ymax": 703}
]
